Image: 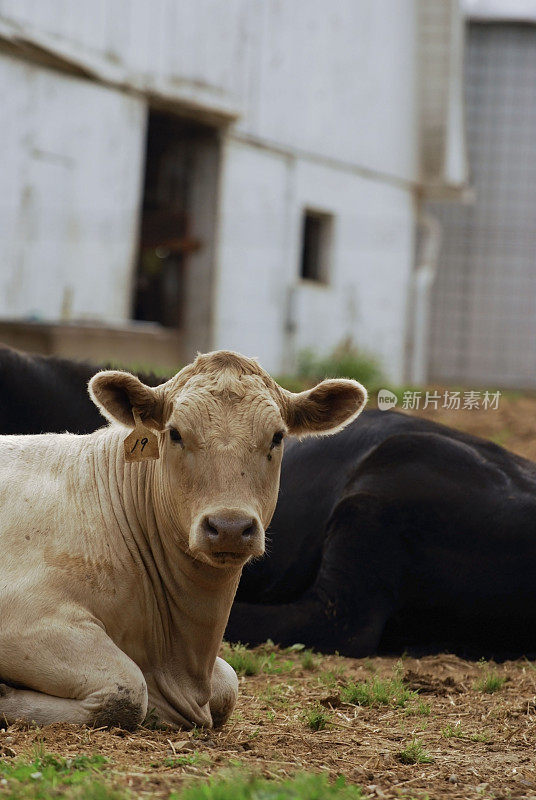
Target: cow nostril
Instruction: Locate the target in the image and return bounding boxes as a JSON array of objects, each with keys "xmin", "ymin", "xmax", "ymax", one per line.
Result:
[
  {"xmin": 205, "ymin": 518, "xmax": 220, "ymax": 539},
  {"xmin": 242, "ymin": 523, "xmax": 255, "ymax": 539}
]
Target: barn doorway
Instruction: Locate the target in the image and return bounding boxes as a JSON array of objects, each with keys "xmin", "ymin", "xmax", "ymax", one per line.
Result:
[{"xmin": 132, "ymin": 111, "xmax": 218, "ymax": 332}]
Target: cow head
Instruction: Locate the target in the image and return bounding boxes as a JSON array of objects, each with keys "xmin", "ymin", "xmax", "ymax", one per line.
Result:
[{"xmin": 89, "ymin": 351, "xmax": 367, "ymax": 569}]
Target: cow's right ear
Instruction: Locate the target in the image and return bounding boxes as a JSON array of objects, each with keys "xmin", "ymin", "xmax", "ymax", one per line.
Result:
[
  {"xmin": 282, "ymin": 378, "xmax": 367, "ymax": 437},
  {"xmin": 88, "ymin": 371, "xmax": 164, "ymax": 429}
]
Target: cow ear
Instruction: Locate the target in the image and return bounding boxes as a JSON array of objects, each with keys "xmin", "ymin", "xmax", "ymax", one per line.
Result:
[
  {"xmin": 283, "ymin": 379, "xmax": 367, "ymax": 437},
  {"xmin": 88, "ymin": 370, "xmax": 164, "ymax": 429}
]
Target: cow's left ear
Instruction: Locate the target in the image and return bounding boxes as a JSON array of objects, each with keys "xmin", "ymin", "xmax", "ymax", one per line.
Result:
[
  {"xmin": 88, "ymin": 370, "xmax": 164, "ymax": 429},
  {"xmin": 282, "ymin": 379, "xmax": 367, "ymax": 437}
]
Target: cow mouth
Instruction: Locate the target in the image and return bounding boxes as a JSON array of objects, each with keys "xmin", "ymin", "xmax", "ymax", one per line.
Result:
[{"xmin": 211, "ymin": 551, "xmax": 246, "ymax": 562}]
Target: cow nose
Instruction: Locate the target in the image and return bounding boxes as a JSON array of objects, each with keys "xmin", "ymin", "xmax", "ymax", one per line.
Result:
[
  {"xmin": 197, "ymin": 510, "xmax": 263, "ymax": 560},
  {"xmin": 205, "ymin": 514, "xmax": 257, "ymax": 541}
]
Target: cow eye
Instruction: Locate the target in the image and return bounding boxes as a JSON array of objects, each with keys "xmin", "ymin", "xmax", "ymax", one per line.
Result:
[
  {"xmin": 271, "ymin": 431, "xmax": 284, "ymax": 449},
  {"xmin": 169, "ymin": 428, "xmax": 183, "ymax": 445}
]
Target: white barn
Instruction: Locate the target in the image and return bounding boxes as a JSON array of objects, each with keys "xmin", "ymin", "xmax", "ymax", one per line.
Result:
[{"xmin": 0, "ymin": 0, "xmax": 466, "ymax": 379}]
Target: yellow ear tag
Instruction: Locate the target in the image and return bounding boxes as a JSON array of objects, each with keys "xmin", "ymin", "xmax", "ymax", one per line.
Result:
[{"xmin": 124, "ymin": 410, "xmax": 160, "ymax": 462}]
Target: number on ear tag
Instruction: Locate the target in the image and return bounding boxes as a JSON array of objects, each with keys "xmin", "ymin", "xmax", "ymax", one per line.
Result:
[{"xmin": 124, "ymin": 410, "xmax": 160, "ymax": 462}]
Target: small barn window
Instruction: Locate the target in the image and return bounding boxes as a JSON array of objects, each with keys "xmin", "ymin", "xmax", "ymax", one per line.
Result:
[{"xmin": 299, "ymin": 209, "xmax": 333, "ymax": 284}]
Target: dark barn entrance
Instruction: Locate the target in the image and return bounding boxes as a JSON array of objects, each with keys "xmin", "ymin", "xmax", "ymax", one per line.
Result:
[{"xmin": 133, "ymin": 111, "xmax": 217, "ymax": 331}]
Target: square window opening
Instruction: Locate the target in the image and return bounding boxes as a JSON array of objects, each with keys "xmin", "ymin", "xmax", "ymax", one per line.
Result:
[{"xmin": 299, "ymin": 209, "xmax": 333, "ymax": 284}]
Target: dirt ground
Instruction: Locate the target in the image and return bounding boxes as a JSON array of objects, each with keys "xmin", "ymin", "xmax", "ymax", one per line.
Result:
[
  {"xmin": 2, "ymin": 396, "xmax": 536, "ymax": 799},
  {"xmin": 2, "ymin": 649, "xmax": 536, "ymax": 800},
  {"xmin": 405, "ymin": 390, "xmax": 536, "ymax": 461}
]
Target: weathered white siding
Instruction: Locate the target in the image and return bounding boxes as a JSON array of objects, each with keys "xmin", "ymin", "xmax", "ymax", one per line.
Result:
[
  {"xmin": 214, "ymin": 140, "xmax": 414, "ymax": 379},
  {"xmin": 0, "ymin": 0, "xmax": 419, "ymax": 181},
  {"xmin": 235, "ymin": 0, "xmax": 419, "ymax": 183},
  {"xmin": 0, "ymin": 55, "xmax": 146, "ymax": 321}
]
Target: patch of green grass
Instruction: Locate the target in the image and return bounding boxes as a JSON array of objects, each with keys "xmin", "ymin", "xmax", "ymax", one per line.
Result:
[
  {"xmin": 174, "ymin": 772, "xmax": 363, "ymax": 799},
  {"xmin": 0, "ymin": 749, "xmax": 124, "ymax": 799},
  {"xmin": 468, "ymin": 730, "xmax": 491, "ymax": 743},
  {"xmin": 474, "ymin": 670, "xmax": 507, "ymax": 694},
  {"xmin": 258, "ymin": 684, "xmax": 287, "ymax": 705},
  {"xmin": 405, "ymin": 701, "xmax": 431, "ymax": 717},
  {"xmin": 303, "ymin": 704, "xmax": 332, "ymax": 731},
  {"xmin": 317, "ymin": 667, "xmax": 348, "ymax": 688},
  {"xmin": 221, "ymin": 643, "xmax": 294, "ymax": 677},
  {"xmin": 300, "ymin": 649, "xmax": 317, "ymax": 671},
  {"xmin": 441, "ymin": 724, "xmax": 491, "ymax": 743},
  {"xmin": 341, "ymin": 674, "xmax": 416, "ymax": 709},
  {"xmin": 296, "ymin": 340, "xmax": 384, "ymax": 391},
  {"xmin": 442, "ymin": 723, "xmax": 464, "ymax": 739},
  {"xmin": 396, "ymin": 739, "xmax": 434, "ymax": 765},
  {"xmin": 152, "ymin": 751, "xmax": 211, "ymax": 769},
  {"xmin": 220, "ymin": 643, "xmax": 262, "ymax": 676}
]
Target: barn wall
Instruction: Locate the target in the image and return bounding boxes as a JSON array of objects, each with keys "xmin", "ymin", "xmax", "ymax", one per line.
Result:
[
  {"xmin": 0, "ymin": 0, "xmax": 420, "ymax": 183},
  {"xmin": 0, "ymin": 0, "xmax": 463, "ymax": 379},
  {"xmin": 0, "ymin": 55, "xmax": 146, "ymax": 322},
  {"xmin": 213, "ymin": 140, "xmax": 415, "ymax": 380},
  {"xmin": 211, "ymin": 141, "xmax": 291, "ymax": 374}
]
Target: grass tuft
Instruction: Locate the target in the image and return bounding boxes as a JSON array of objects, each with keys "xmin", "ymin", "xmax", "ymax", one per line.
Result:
[
  {"xmin": 396, "ymin": 738, "xmax": 434, "ymax": 765},
  {"xmin": 468, "ymin": 730, "xmax": 491, "ymax": 743},
  {"xmin": 304, "ymin": 704, "xmax": 332, "ymax": 731},
  {"xmin": 474, "ymin": 670, "xmax": 507, "ymax": 694},
  {"xmin": 341, "ymin": 673, "xmax": 416, "ymax": 709},
  {"xmin": 442, "ymin": 723, "xmax": 491, "ymax": 743},
  {"xmin": 220, "ymin": 643, "xmax": 294, "ymax": 677},
  {"xmin": 317, "ymin": 667, "xmax": 348, "ymax": 689},
  {"xmin": 300, "ymin": 649, "xmax": 317, "ymax": 671},
  {"xmin": 405, "ymin": 701, "xmax": 431, "ymax": 717},
  {"xmin": 442, "ymin": 723, "xmax": 463, "ymax": 739}
]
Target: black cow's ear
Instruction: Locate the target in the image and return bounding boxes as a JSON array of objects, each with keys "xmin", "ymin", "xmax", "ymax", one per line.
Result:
[
  {"xmin": 88, "ymin": 371, "xmax": 164, "ymax": 429},
  {"xmin": 283, "ymin": 379, "xmax": 367, "ymax": 437}
]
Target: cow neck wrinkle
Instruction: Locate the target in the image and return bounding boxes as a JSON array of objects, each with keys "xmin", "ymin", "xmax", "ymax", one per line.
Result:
[{"xmin": 95, "ymin": 428, "xmax": 239, "ymax": 679}]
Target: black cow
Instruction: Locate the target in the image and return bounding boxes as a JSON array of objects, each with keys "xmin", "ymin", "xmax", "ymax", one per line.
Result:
[
  {"xmin": 1, "ymin": 344, "xmax": 535, "ymax": 658},
  {"xmin": 0, "ymin": 345, "xmax": 165, "ymax": 434},
  {"xmin": 231, "ymin": 411, "xmax": 536, "ymax": 658}
]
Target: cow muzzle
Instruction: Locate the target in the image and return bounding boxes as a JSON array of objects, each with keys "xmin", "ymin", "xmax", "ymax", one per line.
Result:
[{"xmin": 191, "ymin": 509, "xmax": 265, "ymax": 566}]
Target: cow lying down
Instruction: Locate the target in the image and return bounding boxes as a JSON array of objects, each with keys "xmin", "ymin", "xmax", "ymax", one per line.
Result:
[
  {"xmin": 3, "ymin": 345, "xmax": 536, "ymax": 659},
  {"xmin": 0, "ymin": 350, "xmax": 366, "ymax": 729}
]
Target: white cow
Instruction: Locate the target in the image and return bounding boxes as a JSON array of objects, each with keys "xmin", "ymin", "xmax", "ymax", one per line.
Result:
[{"xmin": 0, "ymin": 351, "xmax": 366, "ymax": 729}]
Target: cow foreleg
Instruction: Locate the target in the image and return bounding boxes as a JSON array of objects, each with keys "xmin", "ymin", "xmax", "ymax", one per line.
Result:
[{"xmin": 0, "ymin": 618, "xmax": 147, "ymax": 730}]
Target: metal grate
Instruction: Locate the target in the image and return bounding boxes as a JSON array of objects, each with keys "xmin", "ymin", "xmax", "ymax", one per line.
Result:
[{"xmin": 428, "ymin": 22, "xmax": 536, "ymax": 387}]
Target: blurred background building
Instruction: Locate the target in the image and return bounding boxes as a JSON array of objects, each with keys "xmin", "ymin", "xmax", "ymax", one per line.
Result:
[
  {"xmin": 2, "ymin": 0, "xmax": 526, "ymax": 386},
  {"xmin": 429, "ymin": 0, "xmax": 536, "ymax": 387}
]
